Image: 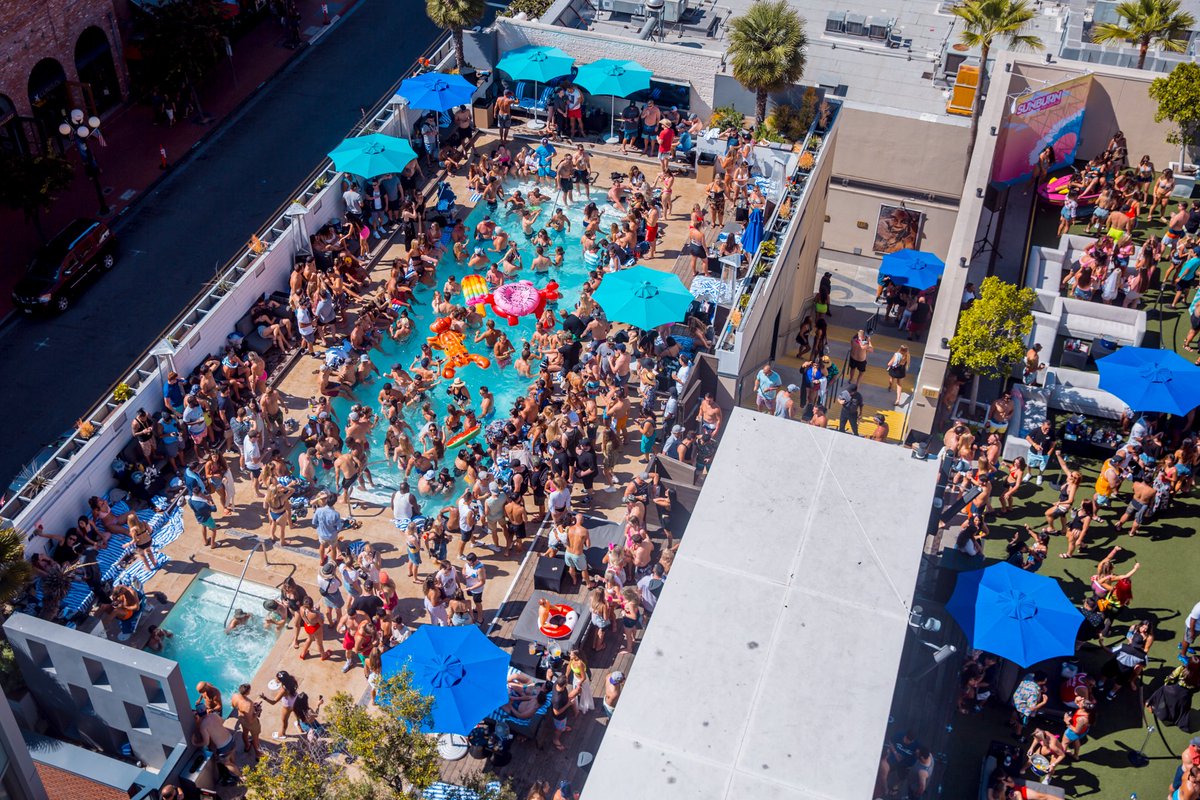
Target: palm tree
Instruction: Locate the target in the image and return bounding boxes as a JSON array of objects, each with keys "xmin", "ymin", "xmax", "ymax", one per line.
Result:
[
  {"xmin": 426, "ymin": 0, "xmax": 486, "ymax": 72},
  {"xmin": 952, "ymin": 0, "xmax": 1043, "ymax": 171},
  {"xmin": 0, "ymin": 528, "xmax": 34, "ymax": 607},
  {"xmin": 727, "ymin": 0, "xmax": 808, "ymax": 125},
  {"xmin": 0, "ymin": 145, "xmax": 74, "ymax": 243},
  {"xmin": 1091, "ymin": 0, "xmax": 1196, "ymax": 69}
]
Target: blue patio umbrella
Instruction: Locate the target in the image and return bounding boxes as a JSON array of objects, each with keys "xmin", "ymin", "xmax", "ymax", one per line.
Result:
[
  {"xmin": 1097, "ymin": 346, "xmax": 1200, "ymax": 416},
  {"xmin": 573, "ymin": 58, "xmax": 652, "ymax": 143},
  {"xmin": 397, "ymin": 72, "xmax": 476, "ymax": 113},
  {"xmin": 947, "ymin": 562, "xmax": 1083, "ymax": 667},
  {"xmin": 879, "ymin": 249, "xmax": 945, "ymax": 290},
  {"xmin": 495, "ymin": 46, "xmax": 575, "ymax": 129},
  {"xmin": 380, "ymin": 625, "xmax": 509, "ymax": 735},
  {"xmin": 593, "ymin": 265, "xmax": 693, "ymax": 330},
  {"xmin": 327, "ymin": 133, "xmax": 417, "ymax": 179},
  {"xmin": 742, "ymin": 207, "xmax": 764, "ymax": 256}
]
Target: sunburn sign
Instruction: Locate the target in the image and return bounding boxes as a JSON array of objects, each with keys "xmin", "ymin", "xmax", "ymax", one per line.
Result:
[{"xmin": 1013, "ymin": 89, "xmax": 1066, "ymax": 116}]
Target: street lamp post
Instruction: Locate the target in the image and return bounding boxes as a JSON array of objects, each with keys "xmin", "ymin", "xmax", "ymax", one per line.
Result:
[{"xmin": 58, "ymin": 108, "xmax": 110, "ymax": 215}]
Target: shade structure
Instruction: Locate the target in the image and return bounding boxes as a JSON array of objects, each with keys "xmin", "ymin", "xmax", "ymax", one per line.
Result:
[
  {"xmin": 879, "ymin": 249, "xmax": 945, "ymax": 290},
  {"xmin": 328, "ymin": 133, "xmax": 417, "ymax": 179},
  {"xmin": 496, "ymin": 45, "xmax": 575, "ymax": 83},
  {"xmin": 397, "ymin": 72, "xmax": 476, "ymax": 113},
  {"xmin": 742, "ymin": 207, "xmax": 764, "ymax": 256},
  {"xmin": 1096, "ymin": 346, "xmax": 1200, "ymax": 416},
  {"xmin": 947, "ymin": 562, "xmax": 1083, "ymax": 668},
  {"xmin": 380, "ymin": 625, "xmax": 509, "ymax": 735},
  {"xmin": 573, "ymin": 58, "xmax": 652, "ymax": 143},
  {"xmin": 593, "ymin": 265, "xmax": 693, "ymax": 330},
  {"xmin": 496, "ymin": 46, "xmax": 574, "ymax": 130},
  {"xmin": 573, "ymin": 59, "xmax": 651, "ymax": 97}
]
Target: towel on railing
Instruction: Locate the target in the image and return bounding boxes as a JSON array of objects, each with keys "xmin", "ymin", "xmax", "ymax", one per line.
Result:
[{"xmin": 423, "ymin": 782, "xmax": 501, "ymax": 800}]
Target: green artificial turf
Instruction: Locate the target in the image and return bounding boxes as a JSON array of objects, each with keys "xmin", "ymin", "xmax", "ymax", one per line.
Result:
[{"xmin": 938, "ymin": 457, "xmax": 1200, "ymax": 799}]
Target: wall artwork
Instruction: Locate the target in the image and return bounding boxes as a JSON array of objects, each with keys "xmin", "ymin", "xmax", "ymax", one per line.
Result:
[{"xmin": 873, "ymin": 204, "xmax": 924, "ymax": 254}]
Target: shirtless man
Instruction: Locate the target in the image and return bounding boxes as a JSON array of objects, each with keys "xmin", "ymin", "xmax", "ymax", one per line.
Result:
[
  {"xmin": 345, "ymin": 410, "xmax": 371, "ymax": 448},
  {"xmin": 259, "ymin": 386, "xmax": 285, "ymax": 441},
  {"xmin": 696, "ymin": 392, "xmax": 722, "ymax": 435},
  {"xmin": 629, "ymin": 530, "xmax": 653, "ymax": 576},
  {"xmin": 503, "ymin": 492, "xmax": 527, "ymax": 555},
  {"xmin": 847, "ymin": 329, "xmax": 873, "ymax": 385},
  {"xmin": 493, "ymin": 89, "xmax": 515, "ymax": 143},
  {"xmin": 1114, "ymin": 476, "xmax": 1157, "ymax": 536},
  {"xmin": 532, "ymin": 246, "xmax": 551, "ymax": 272},
  {"xmin": 564, "ymin": 512, "xmax": 590, "ymax": 585},
  {"xmin": 645, "ymin": 203, "xmax": 661, "ymax": 258},
  {"xmin": 988, "ymin": 391, "xmax": 1015, "ymax": 433},
  {"xmin": 334, "ymin": 447, "xmax": 363, "ymax": 506},
  {"xmin": 229, "ymin": 683, "xmax": 263, "ymax": 758},
  {"xmin": 192, "ymin": 707, "xmax": 240, "ymax": 783},
  {"xmin": 474, "ymin": 215, "xmax": 497, "ymax": 241},
  {"xmin": 1023, "ymin": 343, "xmax": 1046, "ymax": 386},
  {"xmin": 357, "ymin": 353, "xmax": 380, "ymax": 384}
]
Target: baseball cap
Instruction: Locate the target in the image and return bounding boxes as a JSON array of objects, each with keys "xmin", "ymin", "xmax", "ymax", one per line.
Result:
[
  {"xmin": 639, "ymin": 470, "xmax": 650, "ymax": 480},
  {"xmin": 609, "ymin": 671, "xmax": 625, "ymax": 684},
  {"xmin": 423, "ymin": 470, "xmax": 437, "ymax": 480},
  {"xmin": 787, "ymin": 384, "xmax": 799, "ymax": 392},
  {"xmin": 348, "ymin": 411, "xmax": 360, "ymax": 421},
  {"xmin": 671, "ymin": 424, "xmax": 684, "ymax": 434}
]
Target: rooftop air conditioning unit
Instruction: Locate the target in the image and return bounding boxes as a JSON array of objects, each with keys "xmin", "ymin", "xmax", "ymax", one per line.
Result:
[
  {"xmin": 660, "ymin": 0, "xmax": 686, "ymax": 23},
  {"xmin": 844, "ymin": 13, "xmax": 867, "ymax": 36},
  {"xmin": 826, "ymin": 11, "xmax": 847, "ymax": 33},
  {"xmin": 868, "ymin": 16, "xmax": 893, "ymax": 40},
  {"xmin": 607, "ymin": 0, "xmax": 643, "ymax": 15}
]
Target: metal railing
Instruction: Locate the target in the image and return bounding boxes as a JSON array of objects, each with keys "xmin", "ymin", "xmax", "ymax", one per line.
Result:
[
  {"xmin": 1, "ymin": 34, "xmax": 457, "ymax": 524},
  {"xmin": 717, "ymin": 110, "xmax": 837, "ymax": 353},
  {"xmin": 224, "ymin": 538, "xmax": 268, "ymax": 629}
]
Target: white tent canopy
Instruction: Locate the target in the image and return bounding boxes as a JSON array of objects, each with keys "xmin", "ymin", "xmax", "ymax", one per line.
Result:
[{"xmin": 583, "ymin": 410, "xmax": 937, "ymax": 800}]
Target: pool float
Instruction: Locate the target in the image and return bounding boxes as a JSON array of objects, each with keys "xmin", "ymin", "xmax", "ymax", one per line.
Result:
[
  {"xmin": 446, "ymin": 425, "xmax": 481, "ymax": 449},
  {"xmin": 460, "ymin": 274, "xmax": 489, "ymax": 315},
  {"xmin": 428, "ymin": 317, "xmax": 492, "ymax": 379},
  {"xmin": 537, "ymin": 599, "xmax": 578, "ymax": 639},
  {"xmin": 1037, "ymin": 174, "xmax": 1102, "ymax": 208},
  {"xmin": 479, "ymin": 280, "xmax": 561, "ymax": 326}
]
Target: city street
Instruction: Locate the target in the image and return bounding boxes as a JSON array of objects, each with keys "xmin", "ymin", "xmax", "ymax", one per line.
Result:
[{"xmin": 0, "ymin": 0, "xmax": 438, "ymax": 487}]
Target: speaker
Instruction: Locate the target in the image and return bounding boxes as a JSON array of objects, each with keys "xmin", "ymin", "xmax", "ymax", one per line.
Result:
[
  {"xmin": 533, "ymin": 556, "xmax": 565, "ymax": 593},
  {"xmin": 981, "ymin": 184, "xmax": 1001, "ymax": 213}
]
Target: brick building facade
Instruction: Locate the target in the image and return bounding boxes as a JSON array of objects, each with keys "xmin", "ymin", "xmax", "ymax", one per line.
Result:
[{"xmin": 0, "ymin": 0, "xmax": 129, "ymax": 154}]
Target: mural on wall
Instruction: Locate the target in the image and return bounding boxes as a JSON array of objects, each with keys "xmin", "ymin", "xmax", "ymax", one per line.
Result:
[
  {"xmin": 991, "ymin": 73, "xmax": 1094, "ymax": 187},
  {"xmin": 873, "ymin": 204, "xmax": 924, "ymax": 254}
]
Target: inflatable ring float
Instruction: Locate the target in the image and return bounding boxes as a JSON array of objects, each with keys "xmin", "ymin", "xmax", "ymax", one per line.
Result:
[
  {"xmin": 538, "ymin": 603, "xmax": 578, "ymax": 639},
  {"xmin": 482, "ymin": 280, "xmax": 561, "ymax": 326}
]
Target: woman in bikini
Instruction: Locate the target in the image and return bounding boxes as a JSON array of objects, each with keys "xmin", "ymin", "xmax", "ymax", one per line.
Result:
[
  {"xmin": 705, "ymin": 177, "xmax": 726, "ymax": 227},
  {"xmin": 259, "ymin": 670, "xmax": 300, "ymax": 738},
  {"xmin": 89, "ymin": 496, "xmax": 130, "ymax": 537},
  {"xmin": 126, "ymin": 513, "xmax": 157, "ymax": 571},
  {"xmin": 263, "ymin": 481, "xmax": 294, "ymax": 546},
  {"xmin": 297, "ymin": 598, "xmax": 329, "ymax": 661}
]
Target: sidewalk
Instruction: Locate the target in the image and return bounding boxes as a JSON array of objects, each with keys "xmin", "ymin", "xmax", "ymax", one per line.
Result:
[{"xmin": 0, "ymin": 0, "xmax": 358, "ymax": 318}]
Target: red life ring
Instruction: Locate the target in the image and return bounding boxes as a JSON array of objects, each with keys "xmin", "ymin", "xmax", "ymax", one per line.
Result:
[{"xmin": 539, "ymin": 603, "xmax": 578, "ymax": 639}]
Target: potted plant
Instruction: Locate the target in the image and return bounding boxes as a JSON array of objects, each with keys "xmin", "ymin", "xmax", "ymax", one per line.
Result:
[
  {"xmin": 806, "ymin": 134, "xmax": 823, "ymax": 153},
  {"xmin": 76, "ymin": 419, "xmax": 97, "ymax": 440},
  {"xmin": 112, "ymin": 383, "xmax": 134, "ymax": 403},
  {"xmin": 816, "ymin": 99, "xmax": 832, "ymax": 132},
  {"xmin": 797, "ymin": 151, "xmax": 815, "ymax": 172}
]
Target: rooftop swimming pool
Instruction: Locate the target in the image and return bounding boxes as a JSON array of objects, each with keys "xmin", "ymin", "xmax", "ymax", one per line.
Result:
[
  {"xmin": 160, "ymin": 569, "xmax": 281, "ymax": 702},
  {"xmin": 310, "ymin": 178, "xmax": 615, "ymax": 504}
]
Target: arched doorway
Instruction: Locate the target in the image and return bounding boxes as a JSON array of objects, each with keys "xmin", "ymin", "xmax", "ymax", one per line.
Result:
[
  {"xmin": 27, "ymin": 58, "xmax": 68, "ymax": 139},
  {"xmin": 74, "ymin": 26, "xmax": 120, "ymax": 114},
  {"xmin": 0, "ymin": 94, "xmax": 29, "ymax": 156}
]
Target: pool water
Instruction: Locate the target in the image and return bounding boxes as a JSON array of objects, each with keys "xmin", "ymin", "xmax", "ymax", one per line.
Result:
[
  {"xmin": 160, "ymin": 569, "xmax": 281, "ymax": 702},
  {"xmin": 309, "ymin": 179, "xmax": 613, "ymax": 504}
]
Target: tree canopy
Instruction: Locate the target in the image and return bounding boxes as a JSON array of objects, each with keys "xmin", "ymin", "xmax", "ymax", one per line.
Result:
[{"xmin": 948, "ymin": 276, "xmax": 1036, "ymax": 380}]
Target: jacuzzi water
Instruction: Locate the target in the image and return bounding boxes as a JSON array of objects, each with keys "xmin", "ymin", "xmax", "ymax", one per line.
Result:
[
  {"xmin": 306, "ymin": 179, "xmax": 617, "ymax": 505},
  {"xmin": 160, "ymin": 569, "xmax": 281, "ymax": 702}
]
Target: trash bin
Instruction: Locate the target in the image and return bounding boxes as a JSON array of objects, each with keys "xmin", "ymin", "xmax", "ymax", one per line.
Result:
[
  {"xmin": 473, "ymin": 97, "xmax": 493, "ymax": 129},
  {"xmin": 695, "ymin": 152, "xmax": 716, "ymax": 183}
]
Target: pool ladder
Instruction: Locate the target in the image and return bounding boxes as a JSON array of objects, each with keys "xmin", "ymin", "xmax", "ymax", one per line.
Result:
[{"xmin": 223, "ymin": 538, "xmax": 267, "ymax": 629}]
